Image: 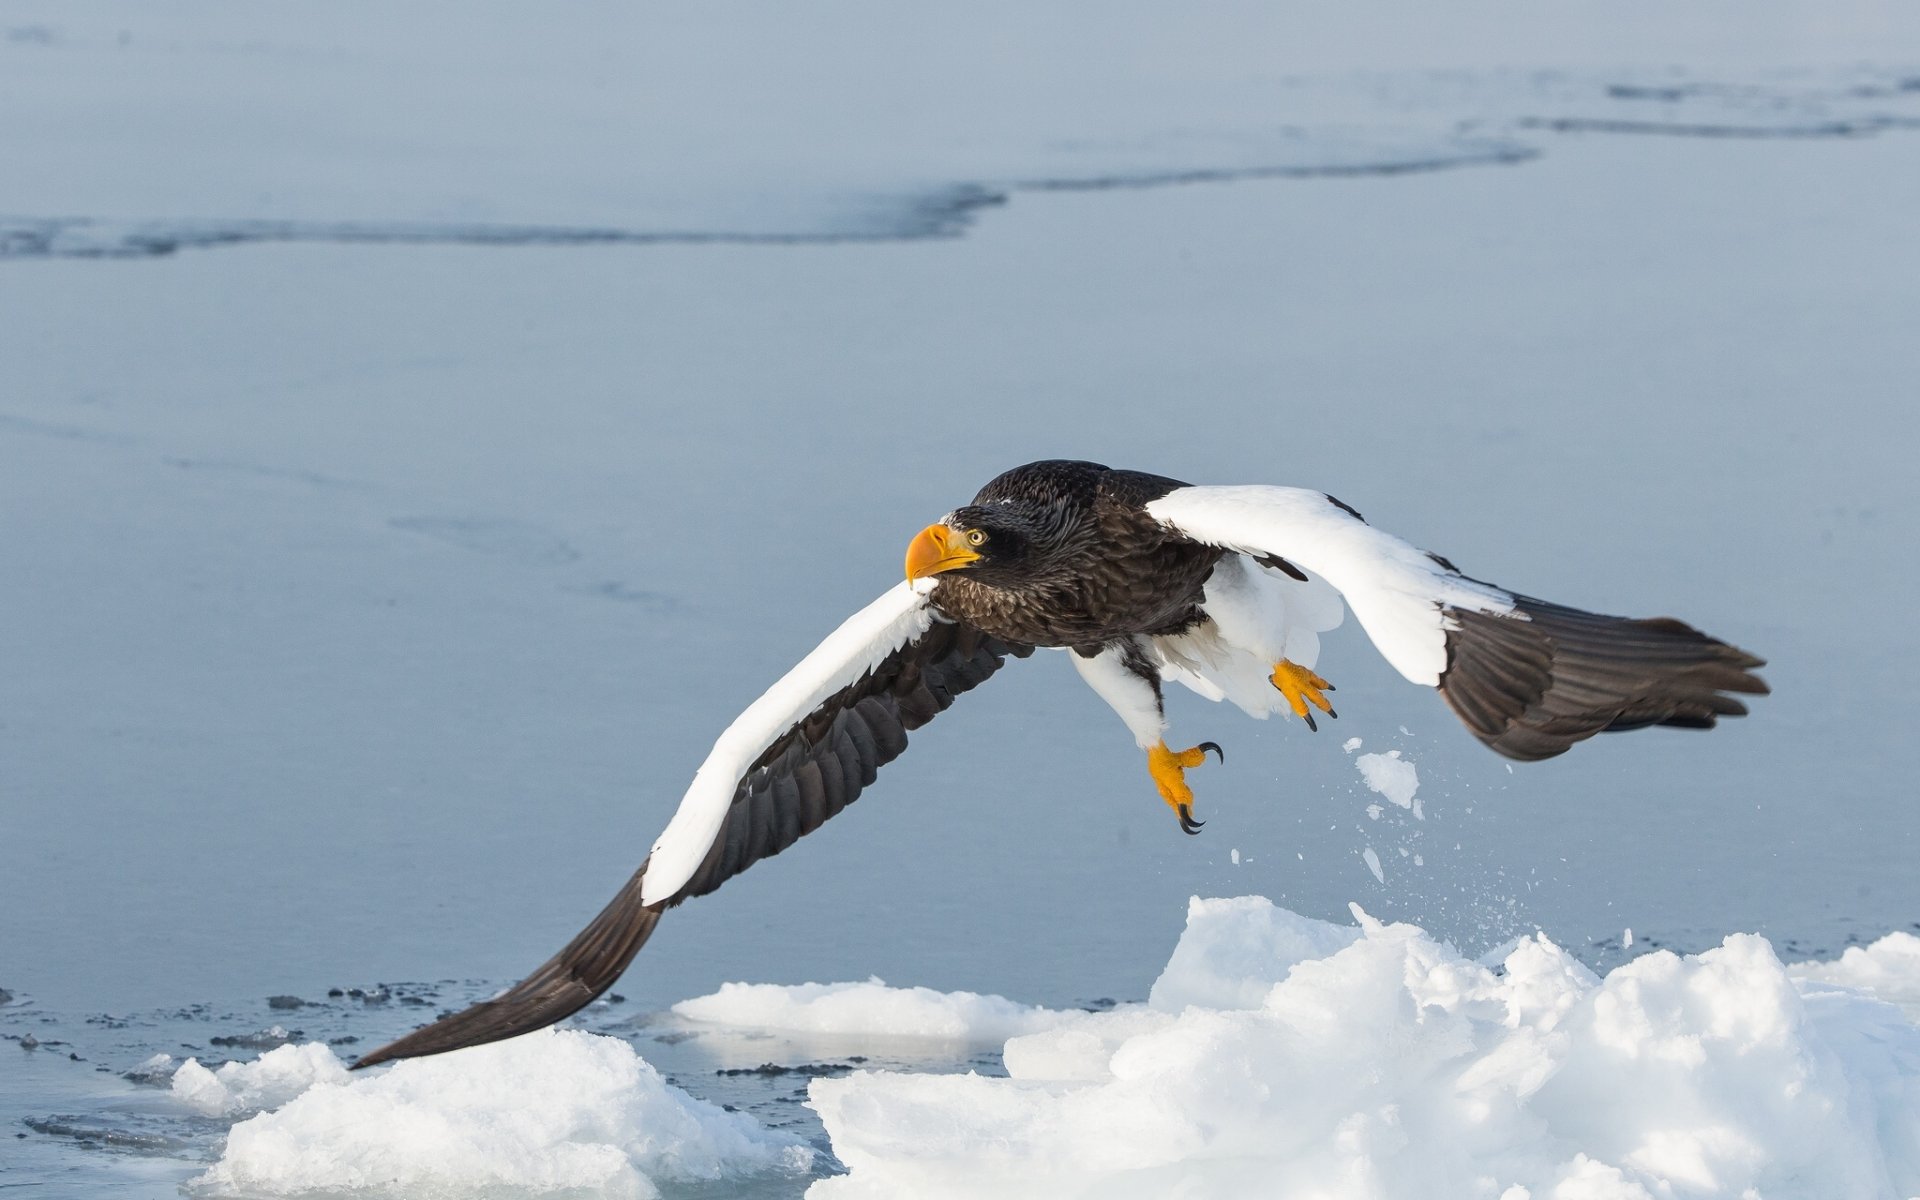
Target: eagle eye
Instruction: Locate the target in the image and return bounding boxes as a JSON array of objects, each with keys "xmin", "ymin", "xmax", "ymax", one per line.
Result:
[{"xmin": 966, "ymin": 529, "xmax": 988, "ymax": 547}]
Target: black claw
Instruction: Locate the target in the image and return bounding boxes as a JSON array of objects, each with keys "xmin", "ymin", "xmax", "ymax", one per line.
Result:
[
  {"xmin": 1326, "ymin": 707, "xmax": 1338, "ymax": 720},
  {"xmin": 1323, "ymin": 683, "xmax": 1336, "ymax": 692},
  {"xmin": 1198, "ymin": 741, "xmax": 1224, "ymax": 764},
  {"xmin": 1176, "ymin": 804, "xmax": 1205, "ymax": 835},
  {"xmin": 1302, "ymin": 712, "xmax": 1318, "ymax": 733}
]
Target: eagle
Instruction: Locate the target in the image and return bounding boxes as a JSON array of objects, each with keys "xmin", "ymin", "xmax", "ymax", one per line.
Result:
[{"xmin": 354, "ymin": 459, "xmax": 1766, "ymax": 1068}]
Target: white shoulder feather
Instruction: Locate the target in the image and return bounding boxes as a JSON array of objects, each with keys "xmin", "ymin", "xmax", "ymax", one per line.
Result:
[{"xmin": 1145, "ymin": 485, "xmax": 1512, "ymax": 686}]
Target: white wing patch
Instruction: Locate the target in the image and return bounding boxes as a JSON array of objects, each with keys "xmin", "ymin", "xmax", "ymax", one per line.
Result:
[
  {"xmin": 1153, "ymin": 553, "xmax": 1345, "ymax": 717},
  {"xmin": 1145, "ymin": 486, "xmax": 1513, "ymax": 686},
  {"xmin": 642, "ymin": 580, "xmax": 938, "ymax": 904}
]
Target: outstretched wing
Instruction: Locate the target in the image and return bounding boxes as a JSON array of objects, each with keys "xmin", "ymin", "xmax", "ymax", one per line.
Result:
[
  {"xmin": 354, "ymin": 581, "xmax": 1030, "ymax": 1068},
  {"xmin": 1146, "ymin": 485, "xmax": 1767, "ymax": 761}
]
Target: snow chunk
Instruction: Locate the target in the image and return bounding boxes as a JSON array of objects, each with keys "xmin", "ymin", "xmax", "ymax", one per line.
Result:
[
  {"xmin": 188, "ymin": 1029, "xmax": 810, "ymax": 1198},
  {"xmin": 1362, "ymin": 845, "xmax": 1387, "ymax": 883},
  {"xmin": 172, "ymin": 1042, "xmax": 348, "ymax": 1117},
  {"xmin": 1002, "ymin": 1006, "xmax": 1173, "ymax": 1083},
  {"xmin": 674, "ymin": 977, "xmax": 1071, "ymax": 1041},
  {"xmin": 809, "ymin": 898, "xmax": 1920, "ymax": 1200},
  {"xmin": 126, "ymin": 1052, "xmax": 180, "ymax": 1086},
  {"xmin": 1356, "ymin": 749, "xmax": 1420, "ymax": 814},
  {"xmin": 1147, "ymin": 896, "xmax": 1360, "ymax": 1013},
  {"xmin": 1789, "ymin": 931, "xmax": 1920, "ymax": 1020}
]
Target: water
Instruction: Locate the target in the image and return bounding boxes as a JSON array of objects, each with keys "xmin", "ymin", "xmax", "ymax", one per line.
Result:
[{"xmin": 4, "ymin": 4, "xmax": 1920, "ymax": 1194}]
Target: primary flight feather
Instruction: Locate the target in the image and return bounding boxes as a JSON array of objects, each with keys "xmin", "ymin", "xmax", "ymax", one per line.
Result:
[{"xmin": 354, "ymin": 460, "xmax": 1766, "ymax": 1067}]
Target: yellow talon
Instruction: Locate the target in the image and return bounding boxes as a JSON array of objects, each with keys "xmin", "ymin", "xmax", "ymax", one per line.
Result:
[
  {"xmin": 1147, "ymin": 740, "xmax": 1222, "ymax": 835},
  {"xmin": 1271, "ymin": 660, "xmax": 1337, "ymax": 731}
]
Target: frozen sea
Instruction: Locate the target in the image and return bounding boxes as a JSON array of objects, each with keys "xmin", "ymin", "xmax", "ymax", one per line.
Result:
[{"xmin": 4, "ymin": 3, "xmax": 1920, "ymax": 1195}]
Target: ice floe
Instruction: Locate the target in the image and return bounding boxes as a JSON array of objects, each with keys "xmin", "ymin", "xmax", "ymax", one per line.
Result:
[
  {"xmin": 171, "ymin": 1042, "xmax": 349, "ymax": 1118},
  {"xmin": 182, "ymin": 1028, "xmax": 812, "ymax": 1198},
  {"xmin": 810, "ymin": 897, "xmax": 1920, "ymax": 1199},
  {"xmin": 1789, "ymin": 930, "xmax": 1920, "ymax": 1021},
  {"xmin": 1145, "ymin": 894, "xmax": 1361, "ymax": 1013},
  {"xmin": 673, "ymin": 977, "xmax": 1074, "ymax": 1042},
  {"xmin": 163, "ymin": 902, "xmax": 1920, "ymax": 1199}
]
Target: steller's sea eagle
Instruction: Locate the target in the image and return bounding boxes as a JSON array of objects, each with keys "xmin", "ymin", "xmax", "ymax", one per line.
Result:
[{"xmin": 354, "ymin": 459, "xmax": 1766, "ymax": 1067}]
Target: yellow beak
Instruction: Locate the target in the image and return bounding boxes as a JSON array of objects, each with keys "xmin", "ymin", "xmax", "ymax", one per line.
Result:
[{"xmin": 905, "ymin": 524, "xmax": 982, "ymax": 581}]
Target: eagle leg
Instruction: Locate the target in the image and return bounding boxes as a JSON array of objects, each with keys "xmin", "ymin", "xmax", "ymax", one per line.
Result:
[
  {"xmin": 1148, "ymin": 740, "xmax": 1222, "ymax": 836},
  {"xmin": 1271, "ymin": 660, "xmax": 1336, "ymax": 731}
]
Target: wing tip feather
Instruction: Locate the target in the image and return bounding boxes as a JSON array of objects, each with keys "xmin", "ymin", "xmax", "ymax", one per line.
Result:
[
  {"xmin": 1440, "ymin": 597, "xmax": 1767, "ymax": 761},
  {"xmin": 349, "ymin": 863, "xmax": 662, "ymax": 1069}
]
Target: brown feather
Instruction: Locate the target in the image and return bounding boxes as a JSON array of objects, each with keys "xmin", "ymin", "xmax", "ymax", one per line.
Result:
[{"xmin": 1440, "ymin": 596, "xmax": 1768, "ymax": 762}]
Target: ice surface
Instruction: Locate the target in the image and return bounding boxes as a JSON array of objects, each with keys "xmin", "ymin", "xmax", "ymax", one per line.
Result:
[
  {"xmin": 674, "ymin": 977, "xmax": 1073, "ymax": 1042},
  {"xmin": 8, "ymin": 3, "xmax": 1920, "ymax": 1196},
  {"xmin": 184, "ymin": 1028, "xmax": 811, "ymax": 1198},
  {"xmin": 4, "ymin": 5, "xmax": 1920, "ymax": 257},
  {"xmin": 809, "ymin": 897, "xmax": 1920, "ymax": 1200},
  {"xmin": 8, "ymin": 0, "xmax": 1919, "ymax": 1027}
]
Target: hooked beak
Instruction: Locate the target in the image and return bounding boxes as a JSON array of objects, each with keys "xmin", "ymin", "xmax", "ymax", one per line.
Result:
[{"xmin": 905, "ymin": 524, "xmax": 982, "ymax": 581}]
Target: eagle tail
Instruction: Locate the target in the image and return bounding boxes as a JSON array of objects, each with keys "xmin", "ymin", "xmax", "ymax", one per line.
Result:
[
  {"xmin": 351, "ymin": 861, "xmax": 663, "ymax": 1069},
  {"xmin": 1439, "ymin": 596, "xmax": 1769, "ymax": 763}
]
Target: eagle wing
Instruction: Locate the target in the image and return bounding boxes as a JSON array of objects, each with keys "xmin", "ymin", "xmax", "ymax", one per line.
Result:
[
  {"xmin": 354, "ymin": 581, "xmax": 1029, "ymax": 1068},
  {"xmin": 1145, "ymin": 485, "xmax": 1767, "ymax": 761}
]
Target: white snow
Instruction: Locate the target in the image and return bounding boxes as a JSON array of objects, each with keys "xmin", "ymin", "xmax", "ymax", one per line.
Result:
[
  {"xmin": 171, "ymin": 1041, "xmax": 350, "ymax": 1117},
  {"xmin": 673, "ymin": 977, "xmax": 1074, "ymax": 1042},
  {"xmin": 1356, "ymin": 749, "xmax": 1422, "ymax": 816},
  {"xmin": 1789, "ymin": 931, "xmax": 1920, "ymax": 1021},
  {"xmin": 1145, "ymin": 895, "xmax": 1361, "ymax": 1013},
  {"xmin": 144, "ymin": 906, "xmax": 1920, "ymax": 1200},
  {"xmin": 1362, "ymin": 846, "xmax": 1387, "ymax": 884},
  {"xmin": 808, "ymin": 897, "xmax": 1920, "ymax": 1200},
  {"xmin": 182, "ymin": 1028, "xmax": 811, "ymax": 1198}
]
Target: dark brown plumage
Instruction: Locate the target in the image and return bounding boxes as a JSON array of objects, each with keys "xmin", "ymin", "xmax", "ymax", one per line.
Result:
[
  {"xmin": 929, "ymin": 462, "xmax": 1222, "ymax": 647},
  {"xmin": 1440, "ymin": 597, "xmax": 1768, "ymax": 761}
]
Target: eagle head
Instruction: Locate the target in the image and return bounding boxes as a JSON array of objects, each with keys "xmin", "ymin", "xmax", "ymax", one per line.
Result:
[{"xmin": 904, "ymin": 504, "xmax": 1052, "ymax": 586}]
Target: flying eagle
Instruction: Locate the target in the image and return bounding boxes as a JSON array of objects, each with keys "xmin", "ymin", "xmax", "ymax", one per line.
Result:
[{"xmin": 354, "ymin": 459, "xmax": 1765, "ymax": 1068}]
